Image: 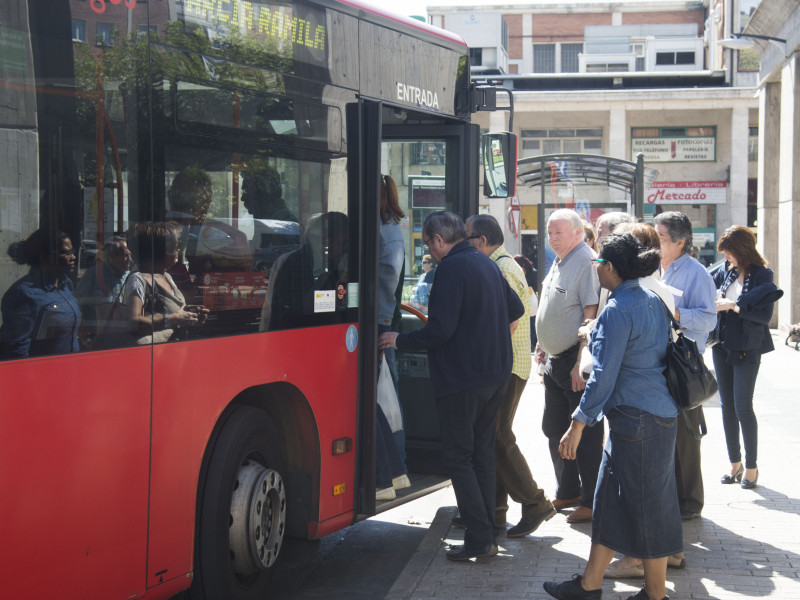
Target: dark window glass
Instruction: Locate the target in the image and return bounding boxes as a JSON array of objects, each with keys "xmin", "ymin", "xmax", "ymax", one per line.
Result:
[
  {"xmin": 676, "ymin": 52, "xmax": 695, "ymax": 65},
  {"xmin": 583, "ymin": 139, "xmax": 602, "ymax": 151},
  {"xmin": 560, "ymin": 43, "xmax": 582, "ymax": 73},
  {"xmin": 97, "ymin": 23, "xmax": 114, "ymax": 46},
  {"xmin": 469, "ymin": 47, "xmax": 483, "ymax": 66},
  {"xmin": 656, "ymin": 52, "xmax": 674, "ymax": 65},
  {"xmin": 533, "ymin": 44, "xmax": 555, "ymax": 73},
  {"xmin": 72, "ymin": 19, "xmax": 86, "ymax": 42}
]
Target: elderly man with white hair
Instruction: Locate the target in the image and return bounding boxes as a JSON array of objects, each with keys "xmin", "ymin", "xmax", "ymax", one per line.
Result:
[{"xmin": 534, "ymin": 209, "xmax": 601, "ymax": 523}]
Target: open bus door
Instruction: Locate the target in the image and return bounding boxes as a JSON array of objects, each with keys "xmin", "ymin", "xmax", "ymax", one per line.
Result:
[{"xmin": 352, "ymin": 99, "xmax": 480, "ymax": 517}]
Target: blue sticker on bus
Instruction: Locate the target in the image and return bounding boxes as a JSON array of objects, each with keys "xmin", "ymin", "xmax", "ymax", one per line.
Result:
[{"xmin": 346, "ymin": 325, "xmax": 358, "ymax": 352}]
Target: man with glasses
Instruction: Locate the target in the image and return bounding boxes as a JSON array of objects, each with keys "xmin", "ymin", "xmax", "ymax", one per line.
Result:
[
  {"xmin": 75, "ymin": 235, "xmax": 132, "ymax": 347},
  {"xmin": 379, "ymin": 211, "xmax": 524, "ymax": 562},
  {"xmin": 466, "ymin": 214, "xmax": 557, "ymax": 538},
  {"xmin": 654, "ymin": 211, "xmax": 716, "ymax": 522},
  {"xmin": 535, "ymin": 208, "xmax": 601, "ymax": 524}
]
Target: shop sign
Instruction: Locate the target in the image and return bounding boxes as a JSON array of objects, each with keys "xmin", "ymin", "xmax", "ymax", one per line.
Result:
[
  {"xmin": 646, "ymin": 181, "xmax": 727, "ymax": 205},
  {"xmin": 632, "ymin": 136, "xmax": 715, "ymax": 162}
]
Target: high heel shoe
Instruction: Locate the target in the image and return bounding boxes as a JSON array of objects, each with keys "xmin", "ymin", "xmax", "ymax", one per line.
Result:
[
  {"xmin": 741, "ymin": 469, "xmax": 759, "ymax": 489},
  {"xmin": 721, "ymin": 464, "xmax": 743, "ymax": 484}
]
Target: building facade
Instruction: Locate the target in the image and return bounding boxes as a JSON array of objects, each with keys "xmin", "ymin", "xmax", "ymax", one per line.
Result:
[
  {"xmin": 429, "ymin": 0, "xmax": 760, "ymax": 271},
  {"xmin": 742, "ymin": 0, "xmax": 800, "ymax": 325}
]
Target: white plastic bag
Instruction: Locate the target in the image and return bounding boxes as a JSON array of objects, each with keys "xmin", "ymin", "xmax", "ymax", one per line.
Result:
[{"xmin": 377, "ymin": 355, "xmax": 403, "ymax": 433}]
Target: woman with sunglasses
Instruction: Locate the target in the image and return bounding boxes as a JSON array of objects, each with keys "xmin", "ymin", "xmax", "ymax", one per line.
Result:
[
  {"xmin": 544, "ymin": 234, "xmax": 679, "ymax": 600},
  {"xmin": 2, "ymin": 229, "xmax": 80, "ymax": 358}
]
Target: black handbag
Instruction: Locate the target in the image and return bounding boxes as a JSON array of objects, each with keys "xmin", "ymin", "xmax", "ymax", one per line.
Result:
[{"xmin": 660, "ymin": 300, "xmax": 718, "ymax": 410}]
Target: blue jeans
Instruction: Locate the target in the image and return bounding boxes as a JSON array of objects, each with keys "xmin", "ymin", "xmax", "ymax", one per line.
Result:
[
  {"xmin": 377, "ymin": 324, "xmax": 406, "ymax": 488},
  {"xmin": 712, "ymin": 345, "xmax": 761, "ymax": 468},
  {"xmin": 436, "ymin": 381, "xmax": 506, "ymax": 550},
  {"xmin": 593, "ymin": 405, "xmax": 682, "ymax": 558}
]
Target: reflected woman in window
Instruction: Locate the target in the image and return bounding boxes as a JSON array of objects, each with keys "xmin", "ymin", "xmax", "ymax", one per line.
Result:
[
  {"xmin": 123, "ymin": 222, "xmax": 205, "ymax": 344},
  {"xmin": 1, "ymin": 229, "xmax": 80, "ymax": 358}
]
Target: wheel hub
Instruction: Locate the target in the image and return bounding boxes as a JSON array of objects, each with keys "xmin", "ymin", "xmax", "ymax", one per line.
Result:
[{"xmin": 229, "ymin": 460, "xmax": 286, "ymax": 575}]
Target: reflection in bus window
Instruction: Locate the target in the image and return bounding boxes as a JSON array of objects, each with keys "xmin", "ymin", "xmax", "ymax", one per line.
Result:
[
  {"xmin": 1, "ymin": 230, "xmax": 80, "ymax": 359},
  {"xmin": 260, "ymin": 211, "xmax": 349, "ymax": 332},
  {"xmin": 74, "ymin": 235, "xmax": 132, "ymax": 350}
]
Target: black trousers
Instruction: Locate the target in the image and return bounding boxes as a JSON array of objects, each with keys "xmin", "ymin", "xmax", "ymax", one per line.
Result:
[
  {"xmin": 542, "ymin": 345, "xmax": 604, "ymax": 509},
  {"xmin": 436, "ymin": 381, "xmax": 506, "ymax": 550}
]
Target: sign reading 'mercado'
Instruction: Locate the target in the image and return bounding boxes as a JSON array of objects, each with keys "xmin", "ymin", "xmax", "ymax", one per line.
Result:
[{"xmin": 396, "ymin": 82, "xmax": 440, "ymax": 110}]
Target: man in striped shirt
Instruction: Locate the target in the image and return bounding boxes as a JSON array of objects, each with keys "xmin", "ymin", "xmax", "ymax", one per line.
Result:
[{"xmin": 466, "ymin": 215, "xmax": 557, "ymax": 538}]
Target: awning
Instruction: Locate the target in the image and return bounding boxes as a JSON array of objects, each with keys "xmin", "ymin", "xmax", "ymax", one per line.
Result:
[{"xmin": 517, "ymin": 153, "xmax": 659, "ymax": 197}]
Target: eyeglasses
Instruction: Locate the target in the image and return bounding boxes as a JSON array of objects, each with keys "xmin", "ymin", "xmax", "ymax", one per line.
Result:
[
  {"xmin": 52, "ymin": 249, "xmax": 76, "ymax": 257},
  {"xmin": 467, "ymin": 234, "xmax": 482, "ymax": 240},
  {"xmin": 591, "ymin": 258, "xmax": 608, "ymax": 264},
  {"xmin": 422, "ymin": 260, "xmax": 432, "ymax": 265}
]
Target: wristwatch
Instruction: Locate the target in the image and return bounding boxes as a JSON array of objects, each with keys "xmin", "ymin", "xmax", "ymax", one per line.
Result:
[
  {"xmin": 733, "ymin": 304, "xmax": 740, "ymax": 314},
  {"xmin": 162, "ymin": 313, "xmax": 170, "ymax": 328}
]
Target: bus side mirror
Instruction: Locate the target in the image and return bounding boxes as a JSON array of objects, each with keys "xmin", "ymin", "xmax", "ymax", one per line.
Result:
[{"xmin": 482, "ymin": 132, "xmax": 517, "ymax": 198}]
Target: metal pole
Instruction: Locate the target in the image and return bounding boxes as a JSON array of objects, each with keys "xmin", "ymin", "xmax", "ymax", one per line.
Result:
[{"xmin": 634, "ymin": 153, "xmax": 644, "ymax": 221}]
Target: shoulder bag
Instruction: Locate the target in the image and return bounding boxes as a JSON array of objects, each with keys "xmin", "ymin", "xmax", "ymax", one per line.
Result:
[{"xmin": 659, "ymin": 300, "xmax": 718, "ymax": 411}]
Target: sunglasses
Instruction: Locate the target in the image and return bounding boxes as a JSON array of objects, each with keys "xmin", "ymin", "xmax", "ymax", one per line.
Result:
[{"xmin": 591, "ymin": 258, "xmax": 608, "ymax": 264}]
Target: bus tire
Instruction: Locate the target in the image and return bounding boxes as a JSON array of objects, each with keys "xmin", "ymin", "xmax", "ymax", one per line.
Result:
[{"xmin": 190, "ymin": 406, "xmax": 287, "ymax": 600}]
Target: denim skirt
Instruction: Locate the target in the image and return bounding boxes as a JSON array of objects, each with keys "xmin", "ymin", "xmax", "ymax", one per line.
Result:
[{"xmin": 592, "ymin": 405, "xmax": 683, "ymax": 558}]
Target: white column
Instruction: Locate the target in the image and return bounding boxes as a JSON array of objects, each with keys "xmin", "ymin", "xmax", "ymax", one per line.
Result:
[
  {"xmin": 608, "ymin": 108, "xmax": 627, "ymax": 206},
  {"xmin": 521, "ymin": 13, "xmax": 533, "ymax": 73},
  {"xmin": 608, "ymin": 107, "xmax": 626, "ymax": 158},
  {"xmin": 778, "ymin": 55, "xmax": 800, "ymax": 323},
  {"xmin": 726, "ymin": 104, "xmax": 749, "ymax": 232},
  {"xmin": 757, "ymin": 83, "xmax": 781, "ymax": 273}
]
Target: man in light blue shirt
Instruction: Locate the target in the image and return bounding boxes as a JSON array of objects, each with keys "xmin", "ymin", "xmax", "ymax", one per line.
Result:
[{"xmin": 655, "ymin": 211, "xmax": 716, "ymax": 522}]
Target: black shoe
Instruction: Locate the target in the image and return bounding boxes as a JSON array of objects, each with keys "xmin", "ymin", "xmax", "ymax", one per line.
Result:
[
  {"xmin": 679, "ymin": 509, "xmax": 700, "ymax": 521},
  {"xmin": 445, "ymin": 543, "xmax": 498, "ymax": 561},
  {"xmin": 720, "ymin": 464, "xmax": 743, "ymax": 484},
  {"xmin": 741, "ymin": 469, "xmax": 759, "ymax": 489},
  {"xmin": 543, "ymin": 574, "xmax": 602, "ymax": 599},
  {"xmin": 507, "ymin": 506, "xmax": 557, "ymax": 538},
  {"xmin": 625, "ymin": 588, "xmax": 669, "ymax": 600}
]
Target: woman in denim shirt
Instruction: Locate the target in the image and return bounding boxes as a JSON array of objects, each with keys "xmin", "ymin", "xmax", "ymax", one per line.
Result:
[
  {"xmin": 2, "ymin": 229, "xmax": 80, "ymax": 358},
  {"xmin": 544, "ymin": 234, "xmax": 680, "ymax": 600}
]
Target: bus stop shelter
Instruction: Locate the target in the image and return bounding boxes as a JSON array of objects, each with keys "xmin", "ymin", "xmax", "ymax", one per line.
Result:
[{"xmin": 516, "ymin": 153, "xmax": 659, "ymax": 281}]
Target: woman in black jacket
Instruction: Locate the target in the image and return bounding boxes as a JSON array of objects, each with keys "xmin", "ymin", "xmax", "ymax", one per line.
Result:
[{"xmin": 713, "ymin": 226, "xmax": 782, "ymax": 490}]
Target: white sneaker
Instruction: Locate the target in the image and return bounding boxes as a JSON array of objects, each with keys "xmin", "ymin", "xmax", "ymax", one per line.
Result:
[
  {"xmin": 392, "ymin": 474, "xmax": 412, "ymax": 490},
  {"xmin": 376, "ymin": 487, "xmax": 396, "ymax": 501}
]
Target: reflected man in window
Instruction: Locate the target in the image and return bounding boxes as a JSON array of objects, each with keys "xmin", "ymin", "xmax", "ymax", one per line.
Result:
[{"xmin": 260, "ymin": 211, "xmax": 348, "ymax": 332}]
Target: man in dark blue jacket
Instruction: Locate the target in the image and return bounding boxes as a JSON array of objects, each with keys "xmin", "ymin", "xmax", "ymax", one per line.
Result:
[{"xmin": 379, "ymin": 211, "xmax": 524, "ymax": 561}]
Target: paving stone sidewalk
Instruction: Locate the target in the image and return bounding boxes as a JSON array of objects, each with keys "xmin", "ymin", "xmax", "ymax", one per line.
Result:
[{"xmin": 386, "ymin": 332, "xmax": 800, "ymax": 600}]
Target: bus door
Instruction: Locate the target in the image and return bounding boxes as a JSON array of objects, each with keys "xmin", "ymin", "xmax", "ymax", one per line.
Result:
[
  {"xmin": 381, "ymin": 121, "xmax": 479, "ymax": 475},
  {"xmin": 356, "ymin": 102, "xmax": 479, "ymax": 513}
]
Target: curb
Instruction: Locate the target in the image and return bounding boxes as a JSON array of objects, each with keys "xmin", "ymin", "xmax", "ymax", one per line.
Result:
[{"xmin": 384, "ymin": 505, "xmax": 457, "ymax": 600}]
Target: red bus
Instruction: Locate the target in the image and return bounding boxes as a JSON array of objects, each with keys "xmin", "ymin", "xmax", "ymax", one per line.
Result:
[{"xmin": 0, "ymin": 1, "xmax": 514, "ymax": 599}]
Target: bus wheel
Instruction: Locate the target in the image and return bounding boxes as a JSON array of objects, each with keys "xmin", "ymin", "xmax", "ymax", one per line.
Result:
[{"xmin": 191, "ymin": 407, "xmax": 287, "ymax": 600}]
